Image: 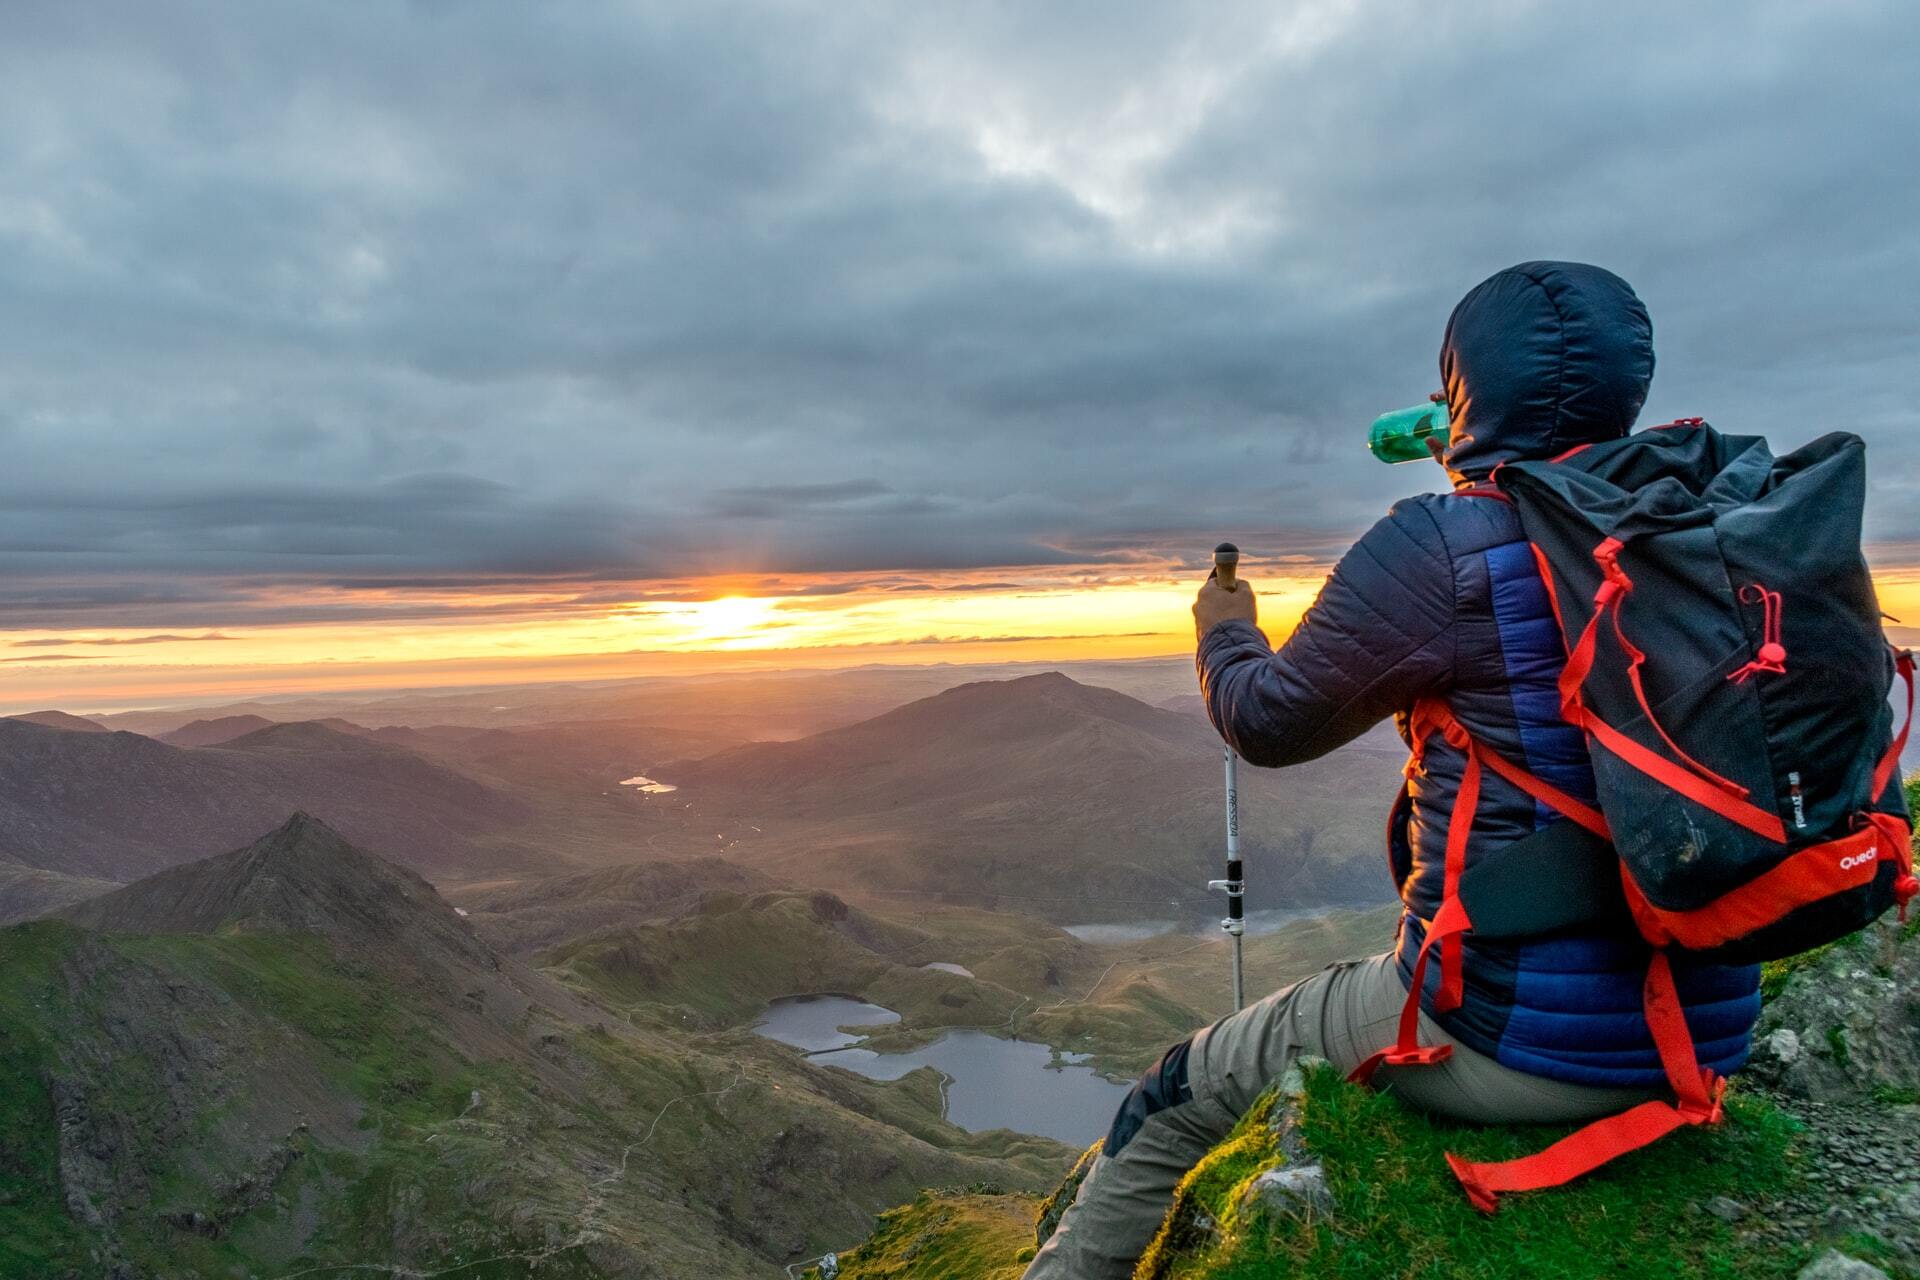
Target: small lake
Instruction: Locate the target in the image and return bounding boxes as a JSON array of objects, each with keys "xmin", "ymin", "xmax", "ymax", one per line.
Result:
[
  {"xmin": 752, "ymin": 994, "xmax": 900, "ymax": 1051},
  {"xmin": 753, "ymin": 995, "xmax": 1130, "ymax": 1145},
  {"xmin": 618, "ymin": 775, "xmax": 678, "ymax": 794}
]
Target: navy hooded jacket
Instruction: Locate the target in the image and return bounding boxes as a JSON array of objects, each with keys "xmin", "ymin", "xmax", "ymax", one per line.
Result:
[{"xmin": 1198, "ymin": 262, "xmax": 1761, "ymax": 1088}]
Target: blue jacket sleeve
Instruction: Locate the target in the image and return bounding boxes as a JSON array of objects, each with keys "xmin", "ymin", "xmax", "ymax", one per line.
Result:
[{"xmin": 1197, "ymin": 500, "xmax": 1456, "ymax": 767}]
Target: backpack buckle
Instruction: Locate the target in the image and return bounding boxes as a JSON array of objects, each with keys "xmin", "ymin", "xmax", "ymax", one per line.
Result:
[{"xmin": 1383, "ymin": 1043, "xmax": 1453, "ymax": 1068}]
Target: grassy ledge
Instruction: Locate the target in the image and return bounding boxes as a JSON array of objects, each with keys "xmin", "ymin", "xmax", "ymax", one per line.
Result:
[{"xmin": 819, "ymin": 1062, "xmax": 1831, "ymax": 1280}]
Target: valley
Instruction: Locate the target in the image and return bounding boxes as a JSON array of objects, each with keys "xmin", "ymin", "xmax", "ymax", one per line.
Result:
[
  {"xmin": 3, "ymin": 663, "xmax": 1406, "ymax": 925},
  {"xmin": 0, "ymin": 662, "xmax": 1410, "ymax": 1277},
  {"xmin": 0, "ymin": 811, "xmax": 1394, "ymax": 1277}
]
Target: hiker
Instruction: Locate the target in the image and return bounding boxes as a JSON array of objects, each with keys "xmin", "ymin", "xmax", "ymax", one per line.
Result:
[{"xmin": 1026, "ymin": 262, "xmax": 1772, "ymax": 1279}]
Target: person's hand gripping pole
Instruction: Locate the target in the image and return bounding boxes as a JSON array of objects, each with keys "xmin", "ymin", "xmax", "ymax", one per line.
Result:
[{"xmin": 1194, "ymin": 541, "xmax": 1257, "ymax": 640}]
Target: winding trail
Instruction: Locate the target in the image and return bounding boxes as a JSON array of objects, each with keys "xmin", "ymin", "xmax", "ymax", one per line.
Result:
[{"xmin": 592, "ymin": 1065, "xmax": 748, "ymax": 1198}]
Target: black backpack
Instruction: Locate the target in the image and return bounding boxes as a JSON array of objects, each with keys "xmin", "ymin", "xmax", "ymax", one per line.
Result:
[
  {"xmin": 1499, "ymin": 420, "xmax": 1913, "ymax": 956},
  {"xmin": 1353, "ymin": 420, "xmax": 1915, "ymax": 1211}
]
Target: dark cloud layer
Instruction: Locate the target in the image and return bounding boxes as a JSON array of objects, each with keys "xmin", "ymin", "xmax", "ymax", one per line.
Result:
[{"xmin": 3, "ymin": 2, "xmax": 1917, "ymax": 629}]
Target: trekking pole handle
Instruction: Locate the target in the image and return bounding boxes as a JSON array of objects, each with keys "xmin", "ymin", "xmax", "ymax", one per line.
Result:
[{"xmin": 1213, "ymin": 542, "xmax": 1240, "ymax": 592}]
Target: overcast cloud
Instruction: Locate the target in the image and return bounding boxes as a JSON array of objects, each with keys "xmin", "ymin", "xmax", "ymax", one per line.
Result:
[{"xmin": 3, "ymin": 1, "xmax": 1917, "ymax": 629}]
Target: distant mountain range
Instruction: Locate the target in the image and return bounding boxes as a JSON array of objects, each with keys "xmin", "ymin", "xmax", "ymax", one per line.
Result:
[
  {"xmin": 0, "ymin": 718, "xmax": 531, "ymax": 882},
  {"xmin": 660, "ymin": 672, "xmax": 1405, "ymax": 921},
  {"xmin": 2, "ymin": 671, "xmax": 1408, "ymax": 923},
  {"xmin": 73, "ymin": 657, "xmax": 1200, "ymax": 741},
  {"xmin": 157, "ymin": 713, "xmax": 373, "ymax": 747}
]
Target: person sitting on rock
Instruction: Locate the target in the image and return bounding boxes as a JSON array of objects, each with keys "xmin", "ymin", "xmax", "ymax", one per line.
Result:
[{"xmin": 1023, "ymin": 261, "xmax": 1763, "ymax": 1280}]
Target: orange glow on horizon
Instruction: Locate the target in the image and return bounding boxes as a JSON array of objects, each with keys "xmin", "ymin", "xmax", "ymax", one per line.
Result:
[
  {"xmin": 0, "ymin": 559, "xmax": 1328, "ymax": 713},
  {"xmin": 7, "ymin": 557, "xmax": 1920, "ymax": 716}
]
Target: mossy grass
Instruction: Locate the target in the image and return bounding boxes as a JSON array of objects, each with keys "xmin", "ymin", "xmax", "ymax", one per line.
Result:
[
  {"xmin": 1139, "ymin": 1062, "xmax": 1811, "ymax": 1280},
  {"xmin": 826, "ymin": 1062, "xmax": 1823, "ymax": 1280},
  {"xmin": 807, "ymin": 1190, "xmax": 1040, "ymax": 1280},
  {"xmin": 0, "ymin": 923, "xmax": 91, "ymax": 1276}
]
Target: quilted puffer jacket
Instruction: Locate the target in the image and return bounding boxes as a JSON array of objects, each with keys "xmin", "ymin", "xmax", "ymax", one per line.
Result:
[{"xmin": 1198, "ymin": 262, "xmax": 1760, "ymax": 1087}]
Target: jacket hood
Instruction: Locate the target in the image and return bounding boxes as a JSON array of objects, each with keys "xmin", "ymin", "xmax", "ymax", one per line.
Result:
[{"xmin": 1439, "ymin": 261, "xmax": 1655, "ymax": 484}]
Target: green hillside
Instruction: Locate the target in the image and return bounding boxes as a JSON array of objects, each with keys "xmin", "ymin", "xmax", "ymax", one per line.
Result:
[
  {"xmin": 0, "ymin": 821, "xmax": 1073, "ymax": 1278},
  {"xmin": 543, "ymin": 886, "xmax": 1397, "ymax": 1075}
]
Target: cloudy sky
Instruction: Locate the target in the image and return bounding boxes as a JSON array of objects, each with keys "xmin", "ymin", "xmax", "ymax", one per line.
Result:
[{"xmin": 4, "ymin": 1, "xmax": 1918, "ymax": 709}]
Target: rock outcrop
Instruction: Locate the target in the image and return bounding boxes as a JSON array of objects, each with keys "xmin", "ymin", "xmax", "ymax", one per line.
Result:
[{"xmin": 1748, "ymin": 915, "xmax": 1920, "ymax": 1106}]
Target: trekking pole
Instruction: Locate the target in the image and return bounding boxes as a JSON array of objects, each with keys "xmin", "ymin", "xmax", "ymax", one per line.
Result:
[{"xmin": 1205, "ymin": 541, "xmax": 1247, "ymax": 1011}]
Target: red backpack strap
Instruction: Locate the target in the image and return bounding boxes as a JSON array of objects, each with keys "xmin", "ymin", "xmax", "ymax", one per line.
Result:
[
  {"xmin": 1875, "ymin": 649, "xmax": 1918, "ymax": 917},
  {"xmin": 1347, "ymin": 893, "xmax": 1468, "ymax": 1085},
  {"xmin": 1444, "ymin": 951, "xmax": 1725, "ymax": 1212},
  {"xmin": 1349, "ymin": 703, "xmax": 1612, "ymax": 1088},
  {"xmin": 1872, "ymin": 648, "xmax": 1914, "ymax": 803},
  {"xmin": 1346, "ymin": 699, "xmax": 1734, "ymax": 1216},
  {"xmin": 1556, "ymin": 538, "xmax": 1787, "ymax": 843}
]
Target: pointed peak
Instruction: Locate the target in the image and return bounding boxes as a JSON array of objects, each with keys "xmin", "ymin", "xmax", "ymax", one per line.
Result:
[
  {"xmin": 263, "ymin": 810, "xmax": 336, "ymax": 844},
  {"xmin": 232, "ymin": 811, "xmax": 363, "ymax": 870},
  {"xmin": 63, "ymin": 816, "xmax": 495, "ymax": 973}
]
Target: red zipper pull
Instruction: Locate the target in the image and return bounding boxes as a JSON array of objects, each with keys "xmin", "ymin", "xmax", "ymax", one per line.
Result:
[{"xmin": 1728, "ymin": 584, "xmax": 1787, "ymax": 683}]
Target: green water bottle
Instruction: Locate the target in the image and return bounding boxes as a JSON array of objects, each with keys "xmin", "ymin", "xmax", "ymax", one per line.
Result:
[{"xmin": 1368, "ymin": 397, "xmax": 1450, "ymax": 464}]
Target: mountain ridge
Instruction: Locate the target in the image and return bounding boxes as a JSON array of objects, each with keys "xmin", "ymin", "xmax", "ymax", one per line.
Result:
[
  {"xmin": 0, "ymin": 718, "xmax": 533, "ymax": 881},
  {"xmin": 3, "ymin": 710, "xmax": 109, "ymax": 733},
  {"xmin": 158, "ymin": 714, "xmax": 277, "ymax": 747}
]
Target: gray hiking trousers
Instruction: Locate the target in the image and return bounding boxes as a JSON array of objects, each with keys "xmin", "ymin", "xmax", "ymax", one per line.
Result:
[{"xmin": 1022, "ymin": 953, "xmax": 1655, "ymax": 1280}]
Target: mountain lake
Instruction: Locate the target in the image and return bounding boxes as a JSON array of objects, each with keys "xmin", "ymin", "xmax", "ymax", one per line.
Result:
[{"xmin": 752, "ymin": 994, "xmax": 1130, "ymax": 1144}]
